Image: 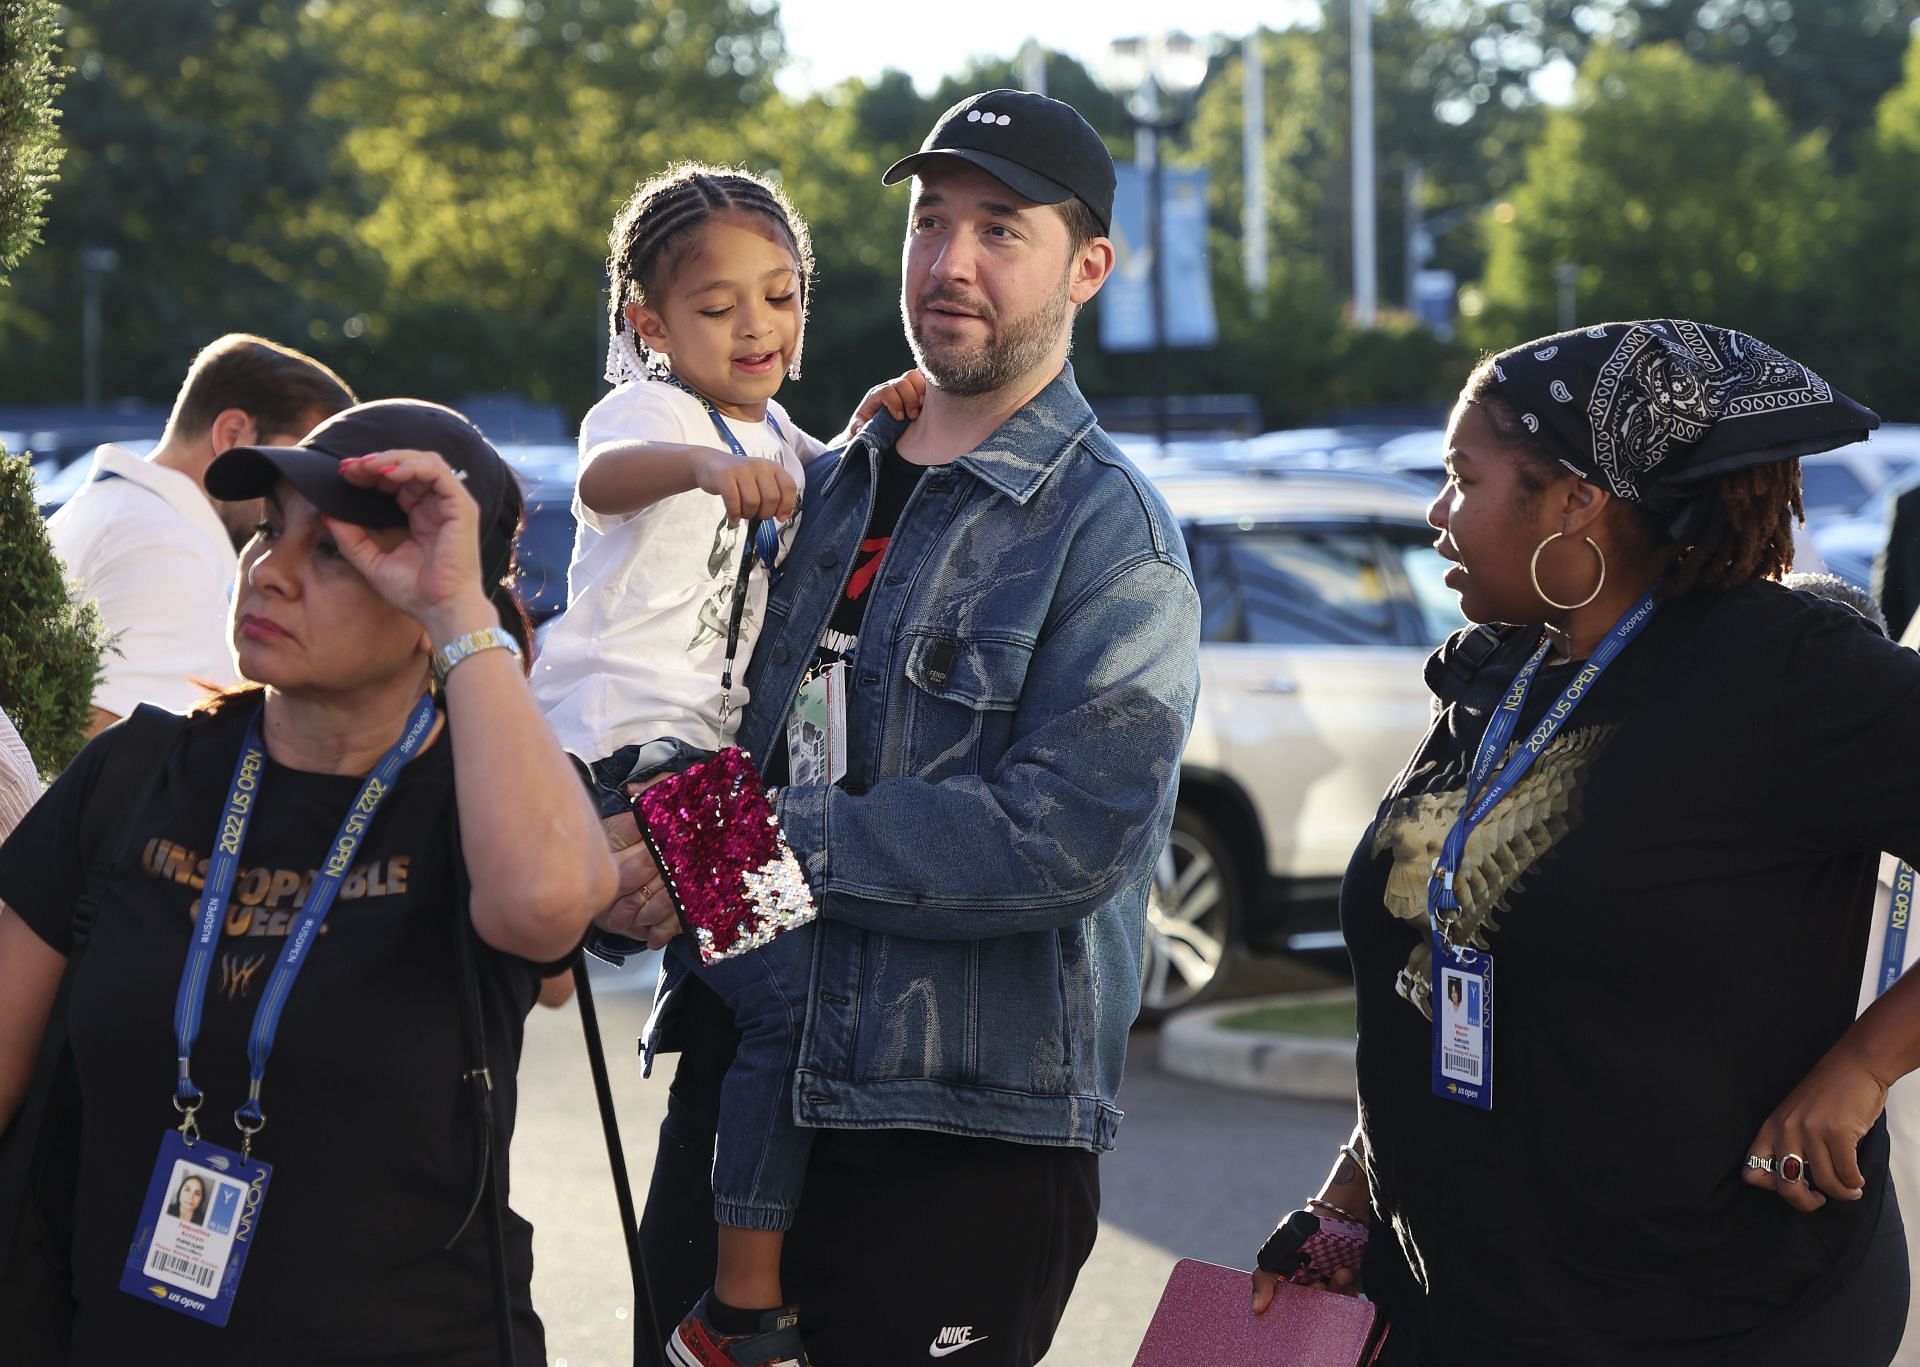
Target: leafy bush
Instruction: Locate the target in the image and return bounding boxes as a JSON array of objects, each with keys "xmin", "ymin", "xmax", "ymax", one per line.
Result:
[
  {"xmin": 0, "ymin": 0, "xmax": 63, "ymax": 276},
  {"xmin": 0, "ymin": 451, "xmax": 109, "ymax": 774}
]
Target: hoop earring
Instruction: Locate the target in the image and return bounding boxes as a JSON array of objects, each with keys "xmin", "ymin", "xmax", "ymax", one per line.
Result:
[{"xmin": 1530, "ymin": 533, "xmax": 1606, "ymax": 611}]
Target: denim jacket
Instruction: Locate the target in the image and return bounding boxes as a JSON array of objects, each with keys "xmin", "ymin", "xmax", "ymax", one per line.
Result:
[{"xmin": 647, "ymin": 364, "xmax": 1200, "ymax": 1152}]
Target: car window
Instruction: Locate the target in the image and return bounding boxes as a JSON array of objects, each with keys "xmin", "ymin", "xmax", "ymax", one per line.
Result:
[
  {"xmin": 1193, "ymin": 525, "xmax": 1404, "ymax": 646},
  {"xmin": 1384, "ymin": 536, "xmax": 1467, "ymax": 645},
  {"xmin": 512, "ymin": 498, "xmax": 576, "ymax": 623},
  {"xmin": 1800, "ymin": 461, "xmax": 1870, "ymax": 516}
]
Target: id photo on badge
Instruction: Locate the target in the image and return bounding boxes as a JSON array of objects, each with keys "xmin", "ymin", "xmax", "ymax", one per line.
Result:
[
  {"xmin": 1440, "ymin": 970, "xmax": 1482, "ymax": 1079},
  {"xmin": 144, "ymin": 1160, "xmax": 243, "ymax": 1292}
]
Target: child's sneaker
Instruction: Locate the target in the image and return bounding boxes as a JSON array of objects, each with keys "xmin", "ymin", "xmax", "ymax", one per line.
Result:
[{"xmin": 666, "ymin": 1291, "xmax": 812, "ymax": 1367}]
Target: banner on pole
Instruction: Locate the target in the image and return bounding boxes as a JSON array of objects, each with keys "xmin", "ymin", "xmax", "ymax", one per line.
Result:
[{"xmin": 1099, "ymin": 164, "xmax": 1219, "ymax": 353}]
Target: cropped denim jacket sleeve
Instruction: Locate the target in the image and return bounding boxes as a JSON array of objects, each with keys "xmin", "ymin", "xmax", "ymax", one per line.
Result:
[{"xmin": 649, "ymin": 364, "xmax": 1200, "ymax": 1152}]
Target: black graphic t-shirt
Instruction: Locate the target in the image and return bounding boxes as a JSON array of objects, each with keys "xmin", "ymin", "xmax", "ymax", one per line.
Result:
[
  {"xmin": 766, "ymin": 442, "xmax": 924, "ymax": 791},
  {"xmin": 1342, "ymin": 581, "xmax": 1920, "ymax": 1364},
  {"xmin": 809, "ymin": 440, "xmax": 924, "ymax": 674},
  {"xmin": 0, "ymin": 695, "xmax": 549, "ymax": 1366}
]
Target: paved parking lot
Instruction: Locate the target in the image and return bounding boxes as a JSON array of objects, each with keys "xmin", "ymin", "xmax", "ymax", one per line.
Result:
[{"xmin": 513, "ymin": 965, "xmax": 1354, "ymax": 1365}]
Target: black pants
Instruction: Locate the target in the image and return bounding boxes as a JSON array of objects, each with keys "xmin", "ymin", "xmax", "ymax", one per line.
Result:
[
  {"xmin": 1372, "ymin": 1183, "xmax": 1909, "ymax": 1367},
  {"xmin": 636, "ymin": 980, "xmax": 1100, "ymax": 1366},
  {"xmin": 1725, "ymin": 1181, "xmax": 1909, "ymax": 1367}
]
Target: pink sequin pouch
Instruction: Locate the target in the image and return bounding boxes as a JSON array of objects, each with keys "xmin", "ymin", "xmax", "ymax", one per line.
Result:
[{"xmin": 634, "ymin": 747, "xmax": 817, "ymax": 965}]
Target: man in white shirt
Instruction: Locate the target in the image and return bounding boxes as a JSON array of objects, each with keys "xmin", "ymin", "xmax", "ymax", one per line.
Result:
[{"xmin": 47, "ymin": 333, "xmax": 354, "ymax": 733}]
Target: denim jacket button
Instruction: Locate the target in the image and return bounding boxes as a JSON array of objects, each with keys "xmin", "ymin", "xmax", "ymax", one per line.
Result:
[
  {"xmin": 819, "ymin": 550, "xmax": 839, "ymax": 568},
  {"xmin": 771, "ymin": 645, "xmax": 790, "ymax": 665}
]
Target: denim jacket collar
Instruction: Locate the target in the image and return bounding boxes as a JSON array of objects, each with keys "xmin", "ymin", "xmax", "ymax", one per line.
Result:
[{"xmin": 822, "ymin": 363, "xmax": 1098, "ymax": 507}]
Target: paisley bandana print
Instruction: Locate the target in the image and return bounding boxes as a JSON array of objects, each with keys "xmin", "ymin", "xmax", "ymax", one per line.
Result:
[{"xmin": 1486, "ymin": 319, "xmax": 1878, "ymax": 508}]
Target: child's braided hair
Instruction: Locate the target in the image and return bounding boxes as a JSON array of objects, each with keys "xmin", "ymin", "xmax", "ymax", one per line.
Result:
[{"xmin": 604, "ymin": 163, "xmax": 815, "ymax": 384}]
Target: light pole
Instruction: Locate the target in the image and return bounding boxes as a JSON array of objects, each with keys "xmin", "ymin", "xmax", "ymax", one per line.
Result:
[
  {"xmin": 1104, "ymin": 33, "xmax": 1208, "ymax": 450},
  {"xmin": 1405, "ymin": 176, "xmax": 1486, "ymax": 340},
  {"xmin": 80, "ymin": 246, "xmax": 120, "ymax": 408},
  {"xmin": 1351, "ymin": 0, "xmax": 1377, "ymax": 326},
  {"xmin": 1553, "ymin": 261, "xmax": 1580, "ymax": 331}
]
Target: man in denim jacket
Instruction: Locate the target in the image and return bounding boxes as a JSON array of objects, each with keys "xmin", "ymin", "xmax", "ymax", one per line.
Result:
[{"xmin": 609, "ymin": 91, "xmax": 1200, "ymax": 1367}]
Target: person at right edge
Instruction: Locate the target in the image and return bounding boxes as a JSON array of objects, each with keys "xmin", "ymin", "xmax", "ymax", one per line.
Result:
[
  {"xmin": 1252, "ymin": 320, "xmax": 1920, "ymax": 1365},
  {"xmin": 595, "ymin": 90, "xmax": 1200, "ymax": 1367}
]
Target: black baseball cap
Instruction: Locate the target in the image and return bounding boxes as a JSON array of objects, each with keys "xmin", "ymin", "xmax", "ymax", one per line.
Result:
[
  {"xmin": 206, "ymin": 398, "xmax": 521, "ymax": 586},
  {"xmin": 882, "ymin": 89, "xmax": 1116, "ymax": 236}
]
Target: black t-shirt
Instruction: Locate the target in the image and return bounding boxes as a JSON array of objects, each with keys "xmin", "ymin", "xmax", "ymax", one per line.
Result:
[
  {"xmin": 0, "ymin": 696, "xmax": 549, "ymax": 1366},
  {"xmin": 1343, "ymin": 580, "xmax": 1920, "ymax": 1364},
  {"xmin": 809, "ymin": 440, "xmax": 924, "ymax": 675},
  {"xmin": 765, "ymin": 441, "xmax": 923, "ymax": 791}
]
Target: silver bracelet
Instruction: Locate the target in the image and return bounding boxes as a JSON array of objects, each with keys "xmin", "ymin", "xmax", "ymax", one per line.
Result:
[
  {"xmin": 1306, "ymin": 1195, "xmax": 1368, "ymax": 1225},
  {"xmin": 431, "ymin": 626, "xmax": 523, "ymax": 686}
]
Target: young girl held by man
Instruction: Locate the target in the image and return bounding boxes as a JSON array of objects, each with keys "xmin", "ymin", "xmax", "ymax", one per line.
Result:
[{"xmin": 532, "ymin": 163, "xmax": 922, "ymax": 1367}]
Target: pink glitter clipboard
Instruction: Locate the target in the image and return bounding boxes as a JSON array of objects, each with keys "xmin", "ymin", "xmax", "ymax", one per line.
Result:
[
  {"xmin": 634, "ymin": 747, "xmax": 817, "ymax": 966},
  {"xmin": 1131, "ymin": 1259, "xmax": 1387, "ymax": 1367}
]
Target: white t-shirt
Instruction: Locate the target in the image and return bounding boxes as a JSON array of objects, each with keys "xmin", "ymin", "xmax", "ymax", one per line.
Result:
[
  {"xmin": 46, "ymin": 445, "xmax": 240, "ymax": 718},
  {"xmin": 531, "ymin": 378, "xmax": 824, "ymax": 760},
  {"xmin": 1857, "ymin": 853, "xmax": 1920, "ymax": 1365},
  {"xmin": 0, "ymin": 709, "xmax": 41, "ymax": 839}
]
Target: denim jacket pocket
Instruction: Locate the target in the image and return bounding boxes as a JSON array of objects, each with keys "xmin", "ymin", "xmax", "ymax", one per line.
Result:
[{"xmin": 901, "ymin": 634, "xmax": 1033, "ymax": 780}]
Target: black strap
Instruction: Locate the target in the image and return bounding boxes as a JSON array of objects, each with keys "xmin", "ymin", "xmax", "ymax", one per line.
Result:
[
  {"xmin": 719, "ymin": 516, "xmax": 765, "ymax": 703},
  {"xmin": 446, "ymin": 887, "xmax": 519, "ymax": 1367},
  {"xmin": 571, "ymin": 960, "xmax": 666, "ymax": 1366}
]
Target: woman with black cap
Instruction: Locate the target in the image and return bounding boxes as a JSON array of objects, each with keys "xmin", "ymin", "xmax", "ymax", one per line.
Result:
[
  {"xmin": 0, "ymin": 399, "xmax": 615, "ymax": 1365},
  {"xmin": 1250, "ymin": 321, "xmax": 1919, "ymax": 1364}
]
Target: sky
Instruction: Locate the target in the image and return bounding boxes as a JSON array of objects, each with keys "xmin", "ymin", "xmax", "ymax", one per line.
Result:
[{"xmin": 774, "ymin": 0, "xmax": 1322, "ymax": 96}]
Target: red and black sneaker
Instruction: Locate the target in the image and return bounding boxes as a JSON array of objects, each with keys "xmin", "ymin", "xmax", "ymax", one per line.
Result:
[{"xmin": 666, "ymin": 1292, "xmax": 812, "ymax": 1367}]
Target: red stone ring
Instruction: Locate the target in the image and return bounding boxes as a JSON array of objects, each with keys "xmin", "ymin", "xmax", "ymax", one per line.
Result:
[{"xmin": 1777, "ymin": 1153, "xmax": 1806, "ymax": 1184}]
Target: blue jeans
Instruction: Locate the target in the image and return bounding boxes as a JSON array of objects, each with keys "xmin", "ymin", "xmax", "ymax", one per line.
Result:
[
  {"xmin": 666, "ymin": 923, "xmax": 815, "ymax": 1231},
  {"xmin": 591, "ymin": 737, "xmax": 814, "ymax": 1230}
]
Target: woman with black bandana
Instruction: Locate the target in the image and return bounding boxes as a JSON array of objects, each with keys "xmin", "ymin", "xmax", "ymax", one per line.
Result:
[{"xmin": 1249, "ymin": 321, "xmax": 1917, "ymax": 1364}]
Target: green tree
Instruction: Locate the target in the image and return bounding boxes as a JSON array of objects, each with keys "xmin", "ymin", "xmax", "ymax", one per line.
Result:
[
  {"xmin": 305, "ymin": 0, "xmax": 785, "ymax": 416},
  {"xmin": 1435, "ymin": 1, "xmax": 1919, "ymax": 146},
  {"xmin": 1472, "ymin": 43, "xmax": 1838, "ymax": 350},
  {"xmin": 0, "ymin": 0, "xmax": 367, "ymax": 402},
  {"xmin": 0, "ymin": 1, "xmax": 107, "ymax": 775},
  {"xmin": 0, "ymin": 0, "xmax": 62, "ymax": 276},
  {"xmin": 0, "ymin": 453, "xmax": 109, "ymax": 774},
  {"xmin": 1827, "ymin": 29, "xmax": 1920, "ymax": 418}
]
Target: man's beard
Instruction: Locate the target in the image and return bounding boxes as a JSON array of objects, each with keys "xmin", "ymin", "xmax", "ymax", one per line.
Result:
[{"xmin": 904, "ymin": 273, "xmax": 1072, "ymax": 398}]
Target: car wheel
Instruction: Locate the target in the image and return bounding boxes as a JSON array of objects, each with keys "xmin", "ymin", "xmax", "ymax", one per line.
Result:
[{"xmin": 1140, "ymin": 807, "xmax": 1240, "ymax": 1020}]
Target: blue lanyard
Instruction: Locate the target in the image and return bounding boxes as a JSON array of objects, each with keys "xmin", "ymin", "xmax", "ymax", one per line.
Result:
[
  {"xmin": 1427, "ymin": 592, "xmax": 1660, "ymax": 949},
  {"xmin": 1879, "ymin": 862, "xmax": 1916, "ymax": 998},
  {"xmin": 663, "ymin": 371, "xmax": 786, "ymax": 579},
  {"xmin": 173, "ymin": 693, "xmax": 436, "ymax": 1153}
]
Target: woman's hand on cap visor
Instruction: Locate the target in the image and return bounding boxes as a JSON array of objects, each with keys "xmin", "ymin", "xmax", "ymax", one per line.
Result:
[{"xmin": 330, "ymin": 449, "xmax": 489, "ymax": 636}]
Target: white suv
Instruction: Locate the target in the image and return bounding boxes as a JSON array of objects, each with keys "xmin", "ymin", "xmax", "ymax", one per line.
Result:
[{"xmin": 1142, "ymin": 468, "xmax": 1465, "ymax": 1016}]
